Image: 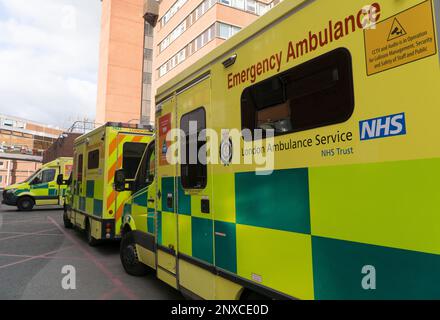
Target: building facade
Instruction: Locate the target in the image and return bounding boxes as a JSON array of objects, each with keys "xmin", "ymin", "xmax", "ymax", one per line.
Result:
[
  {"xmin": 143, "ymin": 0, "xmax": 280, "ymax": 123},
  {"xmin": 96, "ymin": 0, "xmax": 154, "ymax": 125},
  {"xmin": 0, "ymin": 115, "xmax": 64, "ymax": 188},
  {"xmin": 42, "ymin": 132, "xmax": 82, "ymax": 164},
  {"xmin": 96, "ymin": 0, "xmax": 280, "ymax": 126}
]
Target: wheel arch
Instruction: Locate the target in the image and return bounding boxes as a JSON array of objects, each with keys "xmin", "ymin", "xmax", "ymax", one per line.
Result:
[
  {"xmin": 17, "ymin": 194, "xmax": 35, "ymax": 204},
  {"xmin": 120, "ymin": 216, "xmax": 136, "ymax": 237}
]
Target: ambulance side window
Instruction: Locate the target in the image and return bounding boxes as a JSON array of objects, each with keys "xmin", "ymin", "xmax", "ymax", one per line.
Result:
[
  {"xmin": 135, "ymin": 142, "xmax": 155, "ymax": 191},
  {"xmin": 87, "ymin": 149, "xmax": 100, "ymax": 170},
  {"xmin": 41, "ymin": 169, "xmax": 56, "ymax": 183},
  {"xmin": 31, "ymin": 171, "xmax": 42, "ymax": 185},
  {"xmin": 241, "ymin": 48, "xmax": 354, "ymax": 138},
  {"xmin": 77, "ymin": 154, "xmax": 83, "ymax": 182},
  {"xmin": 123, "ymin": 142, "xmax": 147, "ymax": 180},
  {"xmin": 180, "ymin": 108, "xmax": 207, "ymax": 189},
  {"xmin": 145, "ymin": 143, "xmax": 155, "ymax": 184}
]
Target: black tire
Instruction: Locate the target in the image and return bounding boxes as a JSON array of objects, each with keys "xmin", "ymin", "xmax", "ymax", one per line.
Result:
[
  {"xmin": 63, "ymin": 211, "xmax": 73, "ymax": 229},
  {"xmin": 120, "ymin": 231, "xmax": 149, "ymax": 276},
  {"xmin": 85, "ymin": 220, "xmax": 99, "ymax": 247},
  {"xmin": 17, "ymin": 196, "xmax": 34, "ymax": 211}
]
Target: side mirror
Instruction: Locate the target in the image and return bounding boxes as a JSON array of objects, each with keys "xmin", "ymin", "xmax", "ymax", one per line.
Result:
[
  {"xmin": 114, "ymin": 169, "xmax": 126, "ymax": 192},
  {"xmin": 56, "ymin": 174, "xmax": 64, "ymax": 185}
]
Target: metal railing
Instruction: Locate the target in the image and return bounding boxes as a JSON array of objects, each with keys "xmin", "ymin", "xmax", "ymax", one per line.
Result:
[{"xmin": 66, "ymin": 121, "xmax": 102, "ymax": 134}]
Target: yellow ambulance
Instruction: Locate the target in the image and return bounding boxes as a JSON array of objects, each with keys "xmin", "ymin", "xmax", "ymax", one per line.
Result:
[
  {"xmin": 63, "ymin": 122, "xmax": 153, "ymax": 246},
  {"xmin": 2, "ymin": 157, "xmax": 73, "ymax": 211},
  {"xmin": 118, "ymin": 0, "xmax": 439, "ymax": 299}
]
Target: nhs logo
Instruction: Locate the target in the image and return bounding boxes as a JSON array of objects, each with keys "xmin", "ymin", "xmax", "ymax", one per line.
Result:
[{"xmin": 359, "ymin": 113, "xmax": 406, "ymax": 141}]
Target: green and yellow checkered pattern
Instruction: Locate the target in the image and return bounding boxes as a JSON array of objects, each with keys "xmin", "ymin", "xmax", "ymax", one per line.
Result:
[{"xmin": 156, "ymin": 157, "xmax": 440, "ymax": 299}]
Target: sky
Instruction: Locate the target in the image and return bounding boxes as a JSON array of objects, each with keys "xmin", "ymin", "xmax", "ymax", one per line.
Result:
[{"xmin": 0, "ymin": 0, "xmax": 101, "ymax": 129}]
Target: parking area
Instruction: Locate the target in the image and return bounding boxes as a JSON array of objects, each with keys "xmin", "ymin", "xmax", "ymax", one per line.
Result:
[{"xmin": 0, "ymin": 202, "xmax": 183, "ymax": 300}]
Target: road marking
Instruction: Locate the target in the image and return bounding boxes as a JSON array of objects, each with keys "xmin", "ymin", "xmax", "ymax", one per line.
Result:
[
  {"xmin": 1, "ymin": 218, "xmax": 52, "ymax": 225},
  {"xmin": 0, "ymin": 231, "xmax": 62, "ymax": 236},
  {"xmin": 0, "ymin": 252, "xmax": 96, "ymax": 262},
  {"xmin": 0, "ymin": 227, "xmax": 61, "ymax": 242},
  {"xmin": 47, "ymin": 216, "xmax": 140, "ymax": 300},
  {"xmin": 99, "ymin": 287, "xmax": 120, "ymax": 300},
  {"xmin": 0, "ymin": 245, "xmax": 74, "ymax": 270}
]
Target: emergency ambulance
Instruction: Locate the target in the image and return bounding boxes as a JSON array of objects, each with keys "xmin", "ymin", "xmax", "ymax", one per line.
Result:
[
  {"xmin": 63, "ymin": 123, "xmax": 153, "ymax": 246},
  {"xmin": 2, "ymin": 157, "xmax": 73, "ymax": 211},
  {"xmin": 117, "ymin": 0, "xmax": 440, "ymax": 299}
]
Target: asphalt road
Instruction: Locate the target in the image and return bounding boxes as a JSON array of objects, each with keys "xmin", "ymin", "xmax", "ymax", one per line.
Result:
[{"xmin": 0, "ymin": 201, "xmax": 183, "ymax": 300}]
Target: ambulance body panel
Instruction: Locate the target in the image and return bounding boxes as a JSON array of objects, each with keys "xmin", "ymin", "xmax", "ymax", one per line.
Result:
[
  {"xmin": 123, "ymin": 0, "xmax": 440, "ymax": 299},
  {"xmin": 65, "ymin": 123, "xmax": 153, "ymax": 243}
]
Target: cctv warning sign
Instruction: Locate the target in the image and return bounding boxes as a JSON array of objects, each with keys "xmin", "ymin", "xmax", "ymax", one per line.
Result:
[{"xmin": 364, "ymin": 0, "xmax": 437, "ymax": 76}]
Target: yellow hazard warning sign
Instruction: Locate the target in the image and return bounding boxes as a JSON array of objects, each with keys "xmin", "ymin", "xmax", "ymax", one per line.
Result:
[
  {"xmin": 387, "ymin": 18, "xmax": 407, "ymax": 41},
  {"xmin": 364, "ymin": 0, "xmax": 437, "ymax": 76}
]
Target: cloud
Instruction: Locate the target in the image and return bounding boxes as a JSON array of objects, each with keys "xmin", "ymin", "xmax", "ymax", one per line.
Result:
[{"xmin": 0, "ymin": 0, "xmax": 101, "ymax": 129}]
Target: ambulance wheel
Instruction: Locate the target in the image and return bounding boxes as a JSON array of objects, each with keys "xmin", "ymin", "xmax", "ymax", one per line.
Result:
[
  {"xmin": 63, "ymin": 212, "xmax": 73, "ymax": 229},
  {"xmin": 120, "ymin": 231, "xmax": 148, "ymax": 276},
  {"xmin": 85, "ymin": 220, "xmax": 99, "ymax": 247},
  {"xmin": 17, "ymin": 197, "xmax": 34, "ymax": 211}
]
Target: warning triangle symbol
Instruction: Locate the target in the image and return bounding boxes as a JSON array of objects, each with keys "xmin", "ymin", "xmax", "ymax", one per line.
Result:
[{"xmin": 387, "ymin": 18, "xmax": 407, "ymax": 41}]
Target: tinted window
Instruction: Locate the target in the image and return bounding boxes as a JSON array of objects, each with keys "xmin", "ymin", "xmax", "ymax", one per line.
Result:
[
  {"xmin": 123, "ymin": 142, "xmax": 147, "ymax": 179},
  {"xmin": 41, "ymin": 169, "xmax": 56, "ymax": 183},
  {"xmin": 87, "ymin": 150, "xmax": 100, "ymax": 170},
  {"xmin": 180, "ymin": 108, "xmax": 207, "ymax": 189},
  {"xmin": 135, "ymin": 142, "xmax": 155, "ymax": 191},
  {"xmin": 77, "ymin": 154, "xmax": 83, "ymax": 182},
  {"xmin": 241, "ymin": 48, "xmax": 354, "ymax": 138}
]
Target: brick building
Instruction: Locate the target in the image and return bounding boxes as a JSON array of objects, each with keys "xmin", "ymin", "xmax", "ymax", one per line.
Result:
[
  {"xmin": 0, "ymin": 114, "xmax": 64, "ymax": 188},
  {"xmin": 42, "ymin": 132, "xmax": 82, "ymax": 164}
]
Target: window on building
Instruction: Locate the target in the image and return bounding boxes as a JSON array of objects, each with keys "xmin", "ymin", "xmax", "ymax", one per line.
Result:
[
  {"xmin": 143, "ymin": 72, "xmax": 152, "ymax": 84},
  {"xmin": 144, "ymin": 48, "xmax": 153, "ymax": 60},
  {"xmin": 158, "ymin": 22, "xmax": 237, "ymax": 78},
  {"xmin": 159, "ymin": 64, "xmax": 167, "ymax": 77},
  {"xmin": 180, "ymin": 108, "xmax": 207, "ymax": 189},
  {"xmin": 241, "ymin": 48, "xmax": 354, "ymax": 139},
  {"xmin": 246, "ymin": 0, "xmax": 257, "ymax": 13},
  {"xmin": 41, "ymin": 169, "xmax": 56, "ymax": 183},
  {"xmin": 160, "ymin": 0, "xmax": 218, "ymax": 52},
  {"xmin": 15, "ymin": 121, "xmax": 25, "ymax": 129},
  {"xmin": 3, "ymin": 119, "xmax": 13, "ymax": 127},
  {"xmin": 257, "ymin": 2, "xmax": 270, "ymax": 15},
  {"xmin": 123, "ymin": 142, "xmax": 148, "ymax": 180},
  {"xmin": 233, "ymin": 0, "xmax": 245, "ymax": 10},
  {"xmin": 161, "ymin": 0, "xmax": 188, "ymax": 27},
  {"xmin": 87, "ymin": 150, "xmax": 100, "ymax": 170},
  {"xmin": 0, "ymin": 176, "xmax": 3, "ymax": 183},
  {"xmin": 177, "ymin": 50, "xmax": 186, "ymax": 64},
  {"xmin": 217, "ymin": 22, "xmax": 241, "ymax": 39},
  {"xmin": 145, "ymin": 22, "xmax": 153, "ymax": 37},
  {"xmin": 195, "ymin": 36, "xmax": 203, "ymax": 51}
]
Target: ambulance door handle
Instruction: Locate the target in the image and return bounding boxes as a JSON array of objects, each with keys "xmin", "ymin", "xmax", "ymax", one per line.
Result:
[{"xmin": 148, "ymin": 198, "xmax": 155, "ymax": 203}]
